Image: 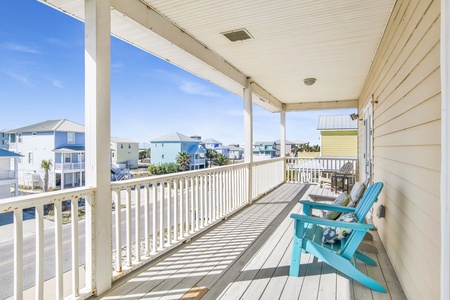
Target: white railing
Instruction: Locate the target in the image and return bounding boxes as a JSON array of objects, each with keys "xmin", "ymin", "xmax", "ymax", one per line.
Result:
[
  {"xmin": 110, "ymin": 163, "xmax": 249, "ymax": 278},
  {"xmin": 285, "ymin": 157, "xmax": 357, "ymax": 183},
  {"xmin": 0, "ymin": 170, "xmax": 16, "ymax": 180},
  {"xmin": 252, "ymin": 157, "xmax": 285, "ymax": 199},
  {"xmin": 54, "ymin": 162, "xmax": 85, "ymax": 171},
  {"xmin": 3, "ymin": 158, "xmax": 289, "ymax": 299},
  {"xmin": 0, "ymin": 187, "xmax": 95, "ymax": 300}
]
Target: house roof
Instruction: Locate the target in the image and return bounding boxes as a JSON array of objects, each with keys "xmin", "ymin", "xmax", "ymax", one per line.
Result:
[
  {"xmin": 0, "ymin": 149, "xmax": 23, "ymax": 157},
  {"xmin": 9, "ymin": 119, "xmax": 85, "ymax": 133},
  {"xmin": 229, "ymin": 146, "xmax": 244, "ymax": 151},
  {"xmin": 317, "ymin": 115, "xmax": 358, "ymax": 131},
  {"xmin": 152, "ymin": 132, "xmax": 199, "ymax": 143},
  {"xmin": 53, "ymin": 146, "xmax": 85, "ymax": 153},
  {"xmin": 111, "ymin": 137, "xmax": 138, "ymax": 143},
  {"xmin": 201, "ymin": 138, "xmax": 222, "ymax": 144},
  {"xmin": 43, "ymin": 1, "xmax": 395, "ymax": 112},
  {"xmin": 254, "ymin": 140, "xmax": 299, "ymax": 146}
]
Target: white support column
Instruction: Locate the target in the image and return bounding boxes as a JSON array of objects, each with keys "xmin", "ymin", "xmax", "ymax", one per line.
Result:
[
  {"xmin": 441, "ymin": 1, "xmax": 450, "ymax": 299},
  {"xmin": 244, "ymin": 78, "xmax": 253, "ymax": 204},
  {"xmin": 84, "ymin": 0, "xmax": 112, "ymax": 295},
  {"xmin": 280, "ymin": 104, "xmax": 286, "ymax": 157},
  {"xmin": 280, "ymin": 104, "xmax": 287, "ymax": 182}
]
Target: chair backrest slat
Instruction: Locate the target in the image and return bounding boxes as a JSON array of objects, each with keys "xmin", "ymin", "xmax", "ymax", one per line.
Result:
[
  {"xmin": 341, "ymin": 182, "xmax": 383, "ymax": 257},
  {"xmin": 339, "ymin": 162, "xmax": 353, "ymax": 174}
]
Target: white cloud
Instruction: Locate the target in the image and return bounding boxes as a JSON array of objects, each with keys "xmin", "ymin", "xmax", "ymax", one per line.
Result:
[
  {"xmin": 179, "ymin": 80, "xmax": 221, "ymax": 97},
  {"xmin": 51, "ymin": 79, "xmax": 64, "ymax": 89},
  {"xmin": 1, "ymin": 42, "xmax": 39, "ymax": 54},
  {"xmin": 2, "ymin": 70, "xmax": 31, "ymax": 84}
]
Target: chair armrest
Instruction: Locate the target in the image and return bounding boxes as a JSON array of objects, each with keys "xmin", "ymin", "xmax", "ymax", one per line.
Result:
[
  {"xmin": 300, "ymin": 200, "xmax": 356, "ymax": 216},
  {"xmin": 290, "ymin": 214, "xmax": 373, "ymax": 231},
  {"xmin": 308, "ymin": 194, "xmax": 337, "ymax": 202}
]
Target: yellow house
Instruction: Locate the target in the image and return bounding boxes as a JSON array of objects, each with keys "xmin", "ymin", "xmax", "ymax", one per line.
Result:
[{"xmin": 318, "ymin": 115, "xmax": 358, "ymax": 157}]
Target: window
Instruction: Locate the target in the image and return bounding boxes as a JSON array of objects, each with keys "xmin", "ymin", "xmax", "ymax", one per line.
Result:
[
  {"xmin": 121, "ymin": 144, "xmax": 123, "ymax": 149},
  {"xmin": 162, "ymin": 154, "xmax": 165, "ymax": 159},
  {"xmin": 28, "ymin": 152, "xmax": 33, "ymax": 164},
  {"xmin": 18, "ymin": 134, "xmax": 22, "ymax": 143},
  {"xmin": 10, "ymin": 134, "xmax": 16, "ymax": 143},
  {"xmin": 67, "ymin": 132, "xmax": 75, "ymax": 144},
  {"xmin": 162, "ymin": 143, "xmax": 164, "ymax": 147},
  {"xmin": 65, "ymin": 154, "xmax": 71, "ymax": 163},
  {"xmin": 128, "ymin": 144, "xmax": 131, "ymax": 149},
  {"xmin": 32, "ymin": 132, "xmax": 37, "ymax": 136}
]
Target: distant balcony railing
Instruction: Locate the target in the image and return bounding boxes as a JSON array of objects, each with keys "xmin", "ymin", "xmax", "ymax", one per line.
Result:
[
  {"xmin": 285, "ymin": 157, "xmax": 358, "ymax": 183},
  {"xmin": 54, "ymin": 162, "xmax": 85, "ymax": 171},
  {"xmin": 0, "ymin": 170, "xmax": 16, "ymax": 180},
  {"xmin": 3, "ymin": 159, "xmax": 284, "ymax": 299}
]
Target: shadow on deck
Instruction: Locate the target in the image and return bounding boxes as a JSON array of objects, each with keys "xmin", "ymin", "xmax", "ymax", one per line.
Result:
[{"xmin": 98, "ymin": 183, "xmax": 406, "ymax": 300}]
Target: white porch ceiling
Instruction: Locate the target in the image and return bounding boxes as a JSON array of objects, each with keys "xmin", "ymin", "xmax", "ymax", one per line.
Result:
[{"xmin": 40, "ymin": 0, "xmax": 395, "ymax": 112}]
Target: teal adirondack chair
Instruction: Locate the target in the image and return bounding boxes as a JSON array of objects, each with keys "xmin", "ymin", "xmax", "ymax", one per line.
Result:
[{"xmin": 289, "ymin": 182, "xmax": 386, "ymax": 292}]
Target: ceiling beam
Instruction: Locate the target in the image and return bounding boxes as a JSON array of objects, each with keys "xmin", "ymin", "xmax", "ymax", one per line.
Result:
[{"xmin": 285, "ymin": 99, "xmax": 358, "ymax": 111}]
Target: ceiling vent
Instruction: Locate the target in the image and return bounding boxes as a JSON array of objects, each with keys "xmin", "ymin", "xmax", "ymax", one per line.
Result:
[{"xmin": 222, "ymin": 29, "xmax": 253, "ymax": 42}]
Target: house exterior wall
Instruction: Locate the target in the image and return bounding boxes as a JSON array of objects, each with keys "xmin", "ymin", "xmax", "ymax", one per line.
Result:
[
  {"xmin": 55, "ymin": 132, "xmax": 85, "ymax": 148},
  {"xmin": 321, "ymin": 130, "xmax": 357, "ymax": 157},
  {"xmin": 151, "ymin": 142, "xmax": 181, "ymax": 165},
  {"xmin": 358, "ymin": 0, "xmax": 441, "ymax": 299},
  {"xmin": 10, "ymin": 132, "xmax": 56, "ymax": 188},
  {"xmin": 111, "ymin": 141, "xmax": 139, "ymax": 168},
  {"xmin": 0, "ymin": 132, "xmax": 8, "ymax": 150},
  {"xmin": 0, "ymin": 157, "xmax": 12, "ymax": 199}
]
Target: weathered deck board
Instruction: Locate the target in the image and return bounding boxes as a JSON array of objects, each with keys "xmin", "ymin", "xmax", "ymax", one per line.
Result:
[{"xmin": 99, "ymin": 184, "xmax": 406, "ymax": 300}]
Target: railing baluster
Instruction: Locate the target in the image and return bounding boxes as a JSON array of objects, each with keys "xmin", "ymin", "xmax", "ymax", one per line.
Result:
[
  {"xmin": 190, "ymin": 177, "xmax": 194, "ymax": 233},
  {"xmin": 144, "ymin": 185, "xmax": 150, "ymax": 257},
  {"xmin": 166, "ymin": 181, "xmax": 171, "ymax": 245},
  {"xmin": 35, "ymin": 205, "xmax": 44, "ymax": 300},
  {"xmin": 54, "ymin": 201, "xmax": 63, "ymax": 299},
  {"xmin": 126, "ymin": 188, "xmax": 132, "ymax": 266},
  {"xmin": 195, "ymin": 176, "xmax": 199, "ymax": 231},
  {"xmin": 159, "ymin": 182, "xmax": 165, "ymax": 250},
  {"xmin": 114, "ymin": 190, "xmax": 122, "ymax": 272},
  {"xmin": 151, "ymin": 185, "xmax": 157, "ymax": 254},
  {"xmin": 71, "ymin": 198, "xmax": 79, "ymax": 297},
  {"xmin": 199, "ymin": 175, "xmax": 204, "ymax": 228},
  {"xmin": 173, "ymin": 179, "xmax": 178, "ymax": 242},
  {"xmin": 135, "ymin": 185, "xmax": 141, "ymax": 263},
  {"xmin": 179, "ymin": 179, "xmax": 184, "ymax": 239},
  {"xmin": 14, "ymin": 209, "xmax": 23, "ymax": 300}
]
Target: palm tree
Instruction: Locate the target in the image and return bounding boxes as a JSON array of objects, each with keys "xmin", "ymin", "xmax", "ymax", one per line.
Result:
[
  {"xmin": 214, "ymin": 154, "xmax": 228, "ymax": 166},
  {"xmin": 41, "ymin": 159, "xmax": 53, "ymax": 192},
  {"xmin": 205, "ymin": 149, "xmax": 217, "ymax": 168},
  {"xmin": 176, "ymin": 151, "xmax": 191, "ymax": 171}
]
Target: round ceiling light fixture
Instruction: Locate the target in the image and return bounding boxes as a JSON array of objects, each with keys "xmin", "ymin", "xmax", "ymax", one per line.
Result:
[{"xmin": 303, "ymin": 78, "xmax": 316, "ymax": 86}]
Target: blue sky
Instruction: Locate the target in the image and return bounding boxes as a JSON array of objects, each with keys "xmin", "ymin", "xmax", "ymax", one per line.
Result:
[{"xmin": 1, "ymin": 0, "xmax": 355, "ymax": 146}]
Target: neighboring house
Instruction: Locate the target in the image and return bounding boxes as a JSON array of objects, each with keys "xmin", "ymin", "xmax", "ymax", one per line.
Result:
[
  {"xmin": 253, "ymin": 141, "xmax": 277, "ymax": 159},
  {"xmin": 228, "ymin": 145, "xmax": 244, "ymax": 160},
  {"xmin": 274, "ymin": 139, "xmax": 299, "ymax": 156},
  {"xmin": 201, "ymin": 138, "xmax": 222, "ymax": 150},
  {"xmin": 317, "ymin": 115, "xmax": 357, "ymax": 157},
  {"xmin": 8, "ymin": 119, "xmax": 85, "ymax": 190},
  {"xmin": 0, "ymin": 130, "xmax": 9, "ymax": 150},
  {"xmin": 215, "ymin": 145, "xmax": 230, "ymax": 157},
  {"xmin": 150, "ymin": 132, "xmax": 206, "ymax": 170},
  {"xmin": 111, "ymin": 137, "xmax": 139, "ymax": 169},
  {"xmin": 0, "ymin": 149, "xmax": 22, "ymax": 199}
]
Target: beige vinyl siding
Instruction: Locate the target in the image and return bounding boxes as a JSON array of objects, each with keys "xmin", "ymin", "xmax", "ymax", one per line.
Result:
[
  {"xmin": 358, "ymin": 0, "xmax": 441, "ymax": 299},
  {"xmin": 321, "ymin": 130, "xmax": 357, "ymax": 157}
]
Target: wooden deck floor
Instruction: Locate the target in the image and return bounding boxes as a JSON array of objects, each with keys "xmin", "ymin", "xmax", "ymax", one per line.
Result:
[{"xmin": 99, "ymin": 183, "xmax": 407, "ymax": 300}]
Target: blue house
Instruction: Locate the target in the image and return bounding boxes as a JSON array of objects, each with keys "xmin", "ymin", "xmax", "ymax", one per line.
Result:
[{"xmin": 151, "ymin": 132, "xmax": 206, "ymax": 170}]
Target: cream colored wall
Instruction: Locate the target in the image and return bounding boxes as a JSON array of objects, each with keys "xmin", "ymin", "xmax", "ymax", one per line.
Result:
[
  {"xmin": 358, "ymin": 0, "xmax": 441, "ymax": 299},
  {"xmin": 321, "ymin": 130, "xmax": 357, "ymax": 157}
]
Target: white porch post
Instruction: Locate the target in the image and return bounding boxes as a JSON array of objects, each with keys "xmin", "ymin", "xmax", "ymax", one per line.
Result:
[
  {"xmin": 280, "ymin": 104, "xmax": 286, "ymax": 182},
  {"xmin": 61, "ymin": 173, "xmax": 65, "ymax": 190},
  {"xmin": 441, "ymin": 0, "xmax": 450, "ymax": 299},
  {"xmin": 244, "ymin": 78, "xmax": 253, "ymax": 204},
  {"xmin": 85, "ymin": 0, "xmax": 112, "ymax": 295}
]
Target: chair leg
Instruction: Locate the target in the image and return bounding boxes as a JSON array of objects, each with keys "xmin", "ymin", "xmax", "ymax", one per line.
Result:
[
  {"xmin": 289, "ymin": 235, "xmax": 303, "ymax": 276},
  {"xmin": 355, "ymin": 250, "xmax": 377, "ymax": 266}
]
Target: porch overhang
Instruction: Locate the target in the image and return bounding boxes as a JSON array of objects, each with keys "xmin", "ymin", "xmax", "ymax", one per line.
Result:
[{"xmin": 39, "ymin": 0, "xmax": 395, "ymax": 112}]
